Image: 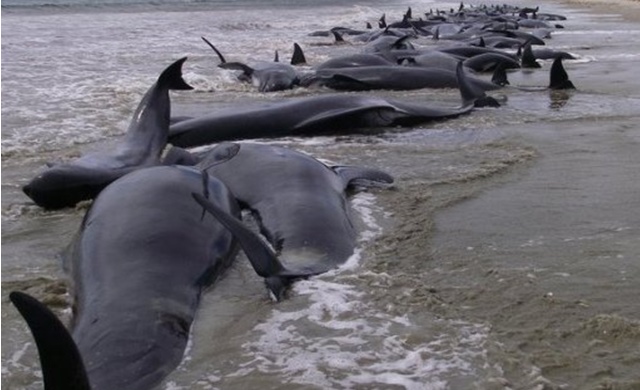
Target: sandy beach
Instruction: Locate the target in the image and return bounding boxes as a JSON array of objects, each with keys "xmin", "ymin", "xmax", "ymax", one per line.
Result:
[
  {"xmin": 2, "ymin": 0, "xmax": 639, "ymax": 388},
  {"xmin": 370, "ymin": 1, "xmax": 640, "ymax": 388},
  {"xmin": 560, "ymin": 0, "xmax": 640, "ymax": 21}
]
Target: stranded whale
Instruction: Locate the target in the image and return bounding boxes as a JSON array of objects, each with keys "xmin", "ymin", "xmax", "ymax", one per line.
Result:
[
  {"xmin": 169, "ymin": 62, "xmax": 497, "ymax": 148},
  {"xmin": 195, "ymin": 142, "xmax": 393, "ymax": 299},
  {"xmin": 12, "ymin": 160, "xmax": 242, "ymax": 389},
  {"xmin": 22, "ymin": 57, "xmax": 193, "ymax": 209}
]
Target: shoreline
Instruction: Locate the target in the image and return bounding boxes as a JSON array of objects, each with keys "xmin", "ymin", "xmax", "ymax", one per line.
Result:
[{"xmin": 556, "ymin": 0, "xmax": 640, "ymax": 22}]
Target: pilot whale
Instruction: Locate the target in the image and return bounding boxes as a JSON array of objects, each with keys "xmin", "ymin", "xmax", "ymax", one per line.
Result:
[
  {"xmin": 194, "ymin": 142, "xmax": 394, "ymax": 299},
  {"xmin": 169, "ymin": 62, "xmax": 498, "ymax": 148},
  {"xmin": 11, "ymin": 162, "xmax": 241, "ymax": 390},
  {"xmin": 22, "ymin": 57, "xmax": 193, "ymax": 209},
  {"xmin": 202, "ymin": 36, "xmax": 306, "ymax": 92},
  {"xmin": 301, "ymin": 64, "xmax": 503, "ymax": 91}
]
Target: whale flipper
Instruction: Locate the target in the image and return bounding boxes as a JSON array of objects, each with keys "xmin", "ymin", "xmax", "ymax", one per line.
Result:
[
  {"xmin": 192, "ymin": 193, "xmax": 322, "ymax": 300},
  {"xmin": 170, "ymin": 115, "xmax": 194, "ymax": 125},
  {"xmin": 9, "ymin": 291, "xmax": 91, "ymax": 390},
  {"xmin": 331, "ymin": 30, "xmax": 345, "ymax": 43},
  {"xmin": 199, "ymin": 142, "xmax": 241, "ymax": 169},
  {"xmin": 333, "ymin": 166, "xmax": 394, "ymax": 189},
  {"xmin": 218, "ymin": 62, "xmax": 254, "ymax": 76},
  {"xmin": 292, "ymin": 104, "xmax": 395, "ymax": 130}
]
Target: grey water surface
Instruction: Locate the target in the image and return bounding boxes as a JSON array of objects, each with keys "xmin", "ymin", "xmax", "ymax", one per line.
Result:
[{"xmin": 2, "ymin": 0, "xmax": 639, "ymax": 388}]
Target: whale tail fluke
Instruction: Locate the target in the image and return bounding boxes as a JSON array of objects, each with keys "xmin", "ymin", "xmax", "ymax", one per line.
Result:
[
  {"xmin": 457, "ymin": 62, "xmax": 500, "ymax": 108},
  {"xmin": 201, "ymin": 36, "xmax": 227, "ymax": 64},
  {"xmin": 9, "ymin": 291, "xmax": 91, "ymax": 390},
  {"xmin": 158, "ymin": 57, "xmax": 193, "ymax": 91},
  {"xmin": 549, "ymin": 57, "xmax": 575, "ymax": 90}
]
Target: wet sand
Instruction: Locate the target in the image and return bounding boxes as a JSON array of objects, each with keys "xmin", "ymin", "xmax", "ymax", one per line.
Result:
[
  {"xmin": 367, "ymin": 1, "xmax": 640, "ymax": 388},
  {"xmin": 561, "ymin": 0, "xmax": 640, "ymax": 22}
]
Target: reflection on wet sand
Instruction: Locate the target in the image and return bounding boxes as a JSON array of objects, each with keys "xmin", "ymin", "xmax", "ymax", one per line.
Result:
[{"xmin": 549, "ymin": 89, "xmax": 572, "ymax": 109}]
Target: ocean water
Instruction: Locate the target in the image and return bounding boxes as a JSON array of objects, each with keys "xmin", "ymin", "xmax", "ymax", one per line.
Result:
[{"xmin": 2, "ymin": 0, "xmax": 640, "ymax": 389}]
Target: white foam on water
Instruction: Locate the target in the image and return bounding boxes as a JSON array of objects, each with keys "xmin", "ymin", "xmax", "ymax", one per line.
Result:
[
  {"xmin": 558, "ymin": 29, "xmax": 640, "ymax": 35},
  {"xmin": 220, "ymin": 193, "xmax": 493, "ymax": 389},
  {"xmin": 229, "ymin": 270, "xmax": 493, "ymax": 389},
  {"xmin": 570, "ymin": 55, "xmax": 596, "ymax": 63},
  {"xmin": 352, "ymin": 192, "xmax": 385, "ymax": 244},
  {"xmin": 5, "ymin": 342, "xmax": 32, "ymax": 373},
  {"xmin": 592, "ymin": 53, "xmax": 640, "ymax": 61}
]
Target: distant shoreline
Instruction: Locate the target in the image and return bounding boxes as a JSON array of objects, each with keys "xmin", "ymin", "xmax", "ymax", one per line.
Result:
[{"xmin": 557, "ymin": 0, "xmax": 640, "ymax": 22}]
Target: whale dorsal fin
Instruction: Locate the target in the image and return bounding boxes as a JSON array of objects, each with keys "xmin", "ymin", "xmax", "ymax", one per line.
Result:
[
  {"xmin": 9, "ymin": 291, "xmax": 91, "ymax": 390},
  {"xmin": 392, "ymin": 35, "xmax": 413, "ymax": 50},
  {"xmin": 405, "ymin": 6, "xmax": 412, "ymax": 19},
  {"xmin": 290, "ymin": 43, "xmax": 307, "ymax": 65},
  {"xmin": 549, "ymin": 57, "xmax": 575, "ymax": 90},
  {"xmin": 491, "ymin": 62, "xmax": 509, "ymax": 86},
  {"xmin": 378, "ymin": 13, "xmax": 387, "ymax": 28},
  {"xmin": 521, "ymin": 42, "xmax": 541, "ymax": 68}
]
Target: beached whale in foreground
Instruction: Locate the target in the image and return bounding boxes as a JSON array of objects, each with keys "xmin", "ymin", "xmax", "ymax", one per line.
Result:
[
  {"xmin": 11, "ymin": 162, "xmax": 241, "ymax": 390},
  {"xmin": 195, "ymin": 142, "xmax": 394, "ymax": 299},
  {"xmin": 22, "ymin": 57, "xmax": 192, "ymax": 210},
  {"xmin": 169, "ymin": 62, "xmax": 497, "ymax": 148}
]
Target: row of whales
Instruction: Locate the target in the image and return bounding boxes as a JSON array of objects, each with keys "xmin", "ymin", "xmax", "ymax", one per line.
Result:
[
  {"xmin": 23, "ymin": 58, "xmax": 494, "ymax": 207},
  {"xmin": 198, "ymin": 1, "xmax": 577, "ymax": 94},
  {"xmin": 11, "ymin": 58, "xmax": 394, "ymax": 389},
  {"xmin": 167, "ymin": 61, "xmax": 499, "ymax": 148},
  {"xmin": 12, "ymin": 2, "xmax": 578, "ymax": 389}
]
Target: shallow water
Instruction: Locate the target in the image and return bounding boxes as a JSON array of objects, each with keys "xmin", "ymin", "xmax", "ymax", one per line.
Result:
[{"xmin": 2, "ymin": 0, "xmax": 640, "ymax": 388}]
